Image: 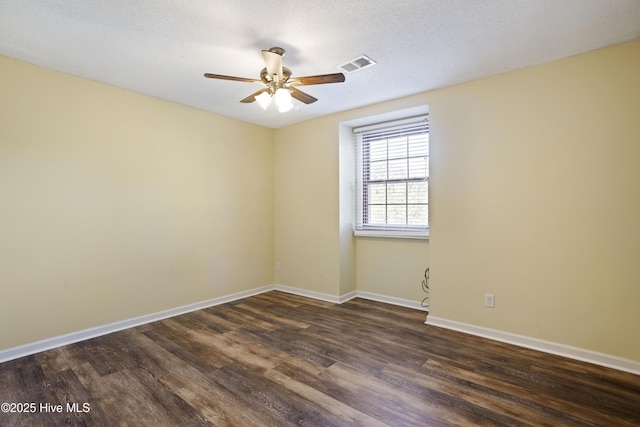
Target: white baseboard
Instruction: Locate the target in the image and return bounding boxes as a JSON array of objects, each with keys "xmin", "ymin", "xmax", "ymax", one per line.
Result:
[
  {"xmin": 339, "ymin": 291, "xmax": 358, "ymax": 303},
  {"xmin": 273, "ymin": 286, "xmax": 427, "ymax": 310},
  {"xmin": 273, "ymin": 284, "xmax": 354, "ymax": 304},
  {"xmin": 356, "ymin": 290, "xmax": 428, "ymax": 311},
  {"xmin": 4, "ymin": 285, "xmax": 636, "ymax": 376},
  {"xmin": 0, "ymin": 285, "xmax": 275, "ymax": 364},
  {"xmin": 426, "ymin": 316, "xmax": 640, "ymax": 376},
  {"xmin": 0, "ymin": 284, "xmax": 423, "ymax": 364}
]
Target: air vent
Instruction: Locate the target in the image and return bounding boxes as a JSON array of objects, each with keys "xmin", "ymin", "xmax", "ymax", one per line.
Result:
[{"xmin": 337, "ymin": 55, "xmax": 377, "ymax": 73}]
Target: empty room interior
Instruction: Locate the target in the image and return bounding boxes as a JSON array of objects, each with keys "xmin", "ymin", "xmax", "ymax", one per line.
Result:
[{"xmin": 1, "ymin": 1, "xmax": 640, "ymax": 425}]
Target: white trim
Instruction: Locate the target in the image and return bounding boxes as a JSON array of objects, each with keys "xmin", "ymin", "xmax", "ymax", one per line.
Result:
[
  {"xmin": 339, "ymin": 291, "xmax": 358, "ymax": 304},
  {"xmin": 353, "ymin": 115, "xmax": 428, "ymax": 134},
  {"xmin": 0, "ymin": 285, "xmax": 274, "ymax": 364},
  {"xmin": 354, "ymin": 229, "xmax": 429, "ymax": 240},
  {"xmin": 274, "ymin": 286, "xmax": 427, "ymax": 310},
  {"xmin": 273, "ymin": 284, "xmax": 356, "ymax": 304},
  {"xmin": 356, "ymin": 291, "xmax": 428, "ymax": 311},
  {"xmin": 426, "ymin": 316, "xmax": 640, "ymax": 376},
  {"xmin": 3, "ymin": 285, "xmax": 637, "ymax": 376}
]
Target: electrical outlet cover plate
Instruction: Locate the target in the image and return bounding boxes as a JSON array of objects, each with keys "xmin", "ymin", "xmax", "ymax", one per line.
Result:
[{"xmin": 485, "ymin": 293, "xmax": 495, "ymax": 308}]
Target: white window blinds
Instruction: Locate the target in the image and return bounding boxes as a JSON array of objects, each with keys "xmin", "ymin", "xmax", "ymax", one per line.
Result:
[{"xmin": 355, "ymin": 115, "xmax": 429, "ymax": 235}]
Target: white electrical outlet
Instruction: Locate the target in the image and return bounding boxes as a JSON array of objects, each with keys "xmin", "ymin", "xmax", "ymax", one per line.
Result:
[{"xmin": 484, "ymin": 293, "xmax": 495, "ymax": 308}]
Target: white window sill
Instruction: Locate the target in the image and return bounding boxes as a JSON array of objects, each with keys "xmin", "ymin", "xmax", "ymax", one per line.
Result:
[{"xmin": 354, "ymin": 229, "xmax": 429, "ymax": 240}]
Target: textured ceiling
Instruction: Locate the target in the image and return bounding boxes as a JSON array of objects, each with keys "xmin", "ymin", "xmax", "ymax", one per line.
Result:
[{"xmin": 1, "ymin": 1, "xmax": 639, "ymax": 128}]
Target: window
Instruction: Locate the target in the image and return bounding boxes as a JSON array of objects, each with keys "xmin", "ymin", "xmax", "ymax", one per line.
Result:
[{"xmin": 355, "ymin": 115, "xmax": 429, "ymax": 238}]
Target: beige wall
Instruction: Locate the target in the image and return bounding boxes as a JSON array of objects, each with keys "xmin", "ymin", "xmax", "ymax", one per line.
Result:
[
  {"xmin": 428, "ymin": 40, "xmax": 640, "ymax": 361},
  {"xmin": 273, "ymin": 40, "xmax": 640, "ymax": 362},
  {"xmin": 2, "ymin": 39, "xmax": 639, "ymax": 363},
  {"xmin": 273, "ymin": 117, "xmax": 341, "ymax": 295},
  {"xmin": 273, "ymin": 100, "xmax": 431, "ymax": 302},
  {"xmin": 0, "ymin": 55, "xmax": 274, "ymax": 350},
  {"xmin": 355, "ymin": 237, "xmax": 429, "ymax": 302}
]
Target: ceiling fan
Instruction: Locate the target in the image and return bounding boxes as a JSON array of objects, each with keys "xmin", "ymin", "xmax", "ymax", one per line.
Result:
[{"xmin": 204, "ymin": 47, "xmax": 345, "ymax": 112}]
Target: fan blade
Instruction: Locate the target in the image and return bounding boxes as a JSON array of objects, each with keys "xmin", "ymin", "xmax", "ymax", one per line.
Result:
[
  {"xmin": 262, "ymin": 50, "xmax": 283, "ymax": 80},
  {"xmin": 289, "ymin": 73, "xmax": 345, "ymax": 86},
  {"xmin": 289, "ymin": 86, "xmax": 317, "ymax": 104},
  {"xmin": 204, "ymin": 73, "xmax": 260, "ymax": 83},
  {"xmin": 240, "ymin": 88, "xmax": 270, "ymax": 103}
]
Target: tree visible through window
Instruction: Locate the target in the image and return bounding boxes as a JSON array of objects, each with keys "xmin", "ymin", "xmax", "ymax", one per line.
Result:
[{"xmin": 355, "ymin": 116, "xmax": 429, "ymax": 235}]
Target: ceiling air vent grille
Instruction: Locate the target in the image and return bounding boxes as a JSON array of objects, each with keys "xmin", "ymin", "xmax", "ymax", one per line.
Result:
[{"xmin": 337, "ymin": 55, "xmax": 376, "ymax": 73}]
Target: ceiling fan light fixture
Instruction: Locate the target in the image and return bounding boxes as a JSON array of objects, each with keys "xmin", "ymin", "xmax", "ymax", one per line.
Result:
[
  {"xmin": 255, "ymin": 91, "xmax": 272, "ymax": 109},
  {"xmin": 274, "ymin": 87, "xmax": 291, "ymax": 104},
  {"xmin": 204, "ymin": 47, "xmax": 345, "ymax": 112},
  {"xmin": 274, "ymin": 88, "xmax": 293, "ymax": 112},
  {"xmin": 278, "ymin": 101, "xmax": 294, "ymax": 113}
]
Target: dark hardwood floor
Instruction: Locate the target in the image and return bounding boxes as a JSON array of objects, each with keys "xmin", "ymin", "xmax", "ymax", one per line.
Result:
[{"xmin": 1, "ymin": 291, "xmax": 639, "ymax": 426}]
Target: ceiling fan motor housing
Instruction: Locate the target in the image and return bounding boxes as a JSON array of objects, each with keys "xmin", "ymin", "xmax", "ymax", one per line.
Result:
[
  {"xmin": 268, "ymin": 47, "xmax": 286, "ymax": 57},
  {"xmin": 260, "ymin": 67, "xmax": 292, "ymax": 93}
]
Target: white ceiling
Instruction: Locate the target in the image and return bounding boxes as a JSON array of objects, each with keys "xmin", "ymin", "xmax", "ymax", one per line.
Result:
[{"xmin": 1, "ymin": 1, "xmax": 639, "ymax": 129}]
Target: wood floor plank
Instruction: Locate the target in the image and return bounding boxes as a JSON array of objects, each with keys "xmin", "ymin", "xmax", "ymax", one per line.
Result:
[
  {"xmin": 233, "ymin": 302, "xmax": 313, "ymax": 329},
  {"xmin": 264, "ymin": 366, "xmax": 388, "ymax": 427},
  {"xmin": 301, "ymin": 322, "xmax": 429, "ymax": 369},
  {"xmin": 46, "ymin": 367, "xmax": 111, "ymax": 426},
  {"xmin": 316, "ymin": 361, "xmax": 462, "ymax": 426},
  {"xmin": 34, "ymin": 345, "xmax": 89, "ymax": 378},
  {"xmin": 1, "ymin": 291, "xmax": 638, "ymax": 426},
  {"xmin": 141, "ymin": 319, "xmax": 233, "ymax": 373},
  {"xmin": 216, "ymin": 329, "xmax": 308, "ymax": 372},
  {"xmin": 237, "ymin": 327, "xmax": 337, "ymax": 368},
  {"xmin": 210, "ymin": 361, "xmax": 349, "ymax": 427},
  {"xmin": 187, "ymin": 329, "xmax": 278, "ymax": 372},
  {"xmin": 159, "ymin": 372, "xmax": 261, "ymax": 426},
  {"xmin": 211, "ymin": 305, "xmax": 281, "ymax": 332},
  {"xmin": 171, "ymin": 309, "xmax": 236, "ymax": 335},
  {"xmin": 77, "ymin": 365, "xmax": 205, "ymax": 426},
  {"xmin": 531, "ymin": 363, "xmax": 640, "ymax": 417},
  {"xmin": 383, "ymin": 362, "xmax": 586, "ymax": 427},
  {"xmin": 0, "ymin": 356, "xmax": 63, "ymax": 427},
  {"xmin": 73, "ymin": 331, "xmax": 144, "ymax": 376},
  {"xmin": 119, "ymin": 331, "xmax": 263, "ymax": 425}
]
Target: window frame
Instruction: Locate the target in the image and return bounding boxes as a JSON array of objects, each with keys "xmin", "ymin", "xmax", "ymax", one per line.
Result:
[{"xmin": 354, "ymin": 115, "xmax": 429, "ymax": 239}]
